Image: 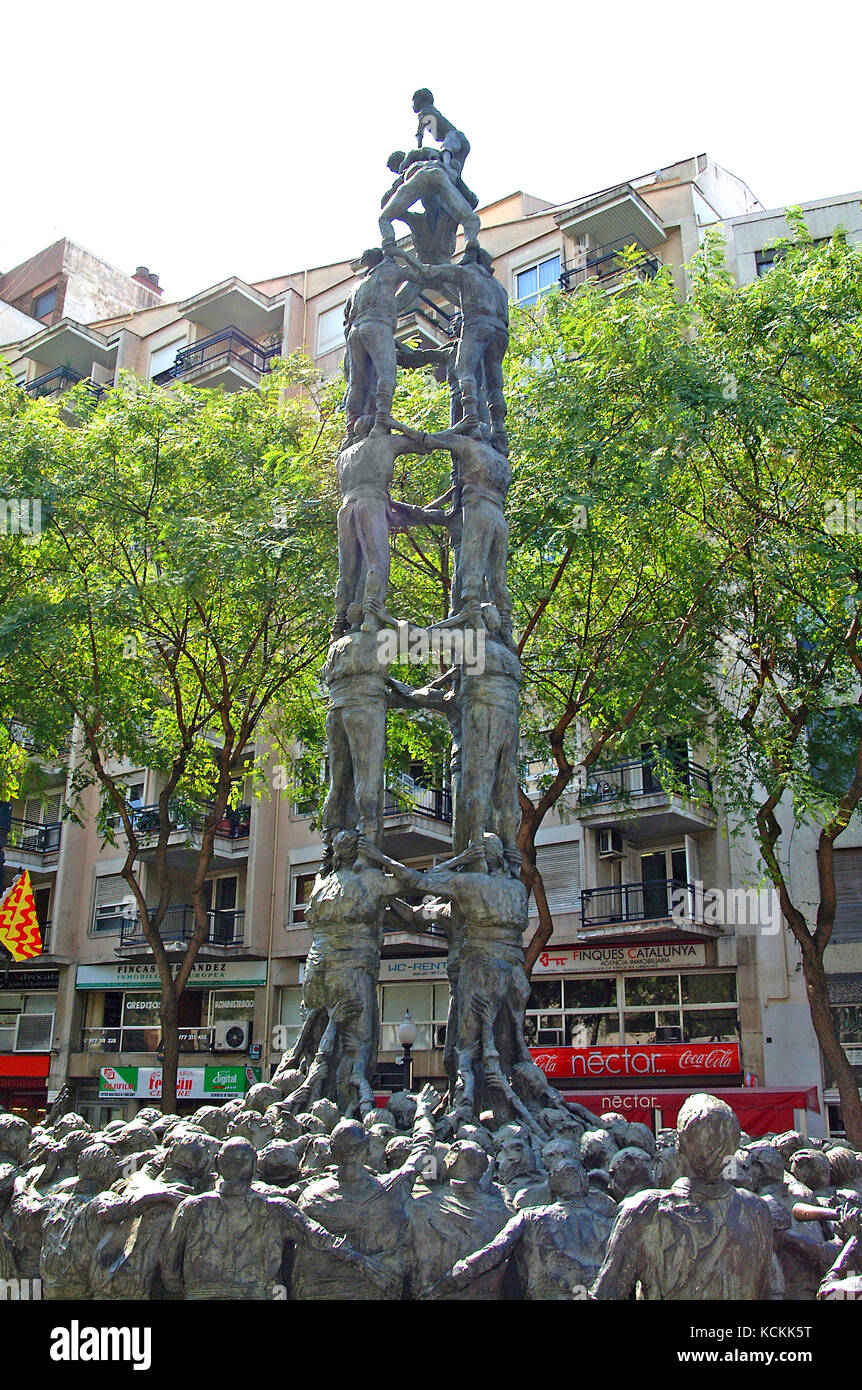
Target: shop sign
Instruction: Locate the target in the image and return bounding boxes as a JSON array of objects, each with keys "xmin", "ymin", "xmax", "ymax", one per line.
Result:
[
  {"xmin": 1, "ymin": 969, "xmax": 60, "ymax": 991},
  {"xmin": 533, "ymin": 943, "xmax": 707, "ymax": 975},
  {"xmin": 530, "ymin": 1042, "xmax": 740, "ymax": 1080},
  {"xmin": 77, "ymin": 961, "xmax": 266, "ymax": 990},
  {"xmin": 378, "ymin": 958, "xmax": 449, "ymax": 982},
  {"xmin": 98, "ymin": 1064, "xmax": 261, "ymax": 1099}
]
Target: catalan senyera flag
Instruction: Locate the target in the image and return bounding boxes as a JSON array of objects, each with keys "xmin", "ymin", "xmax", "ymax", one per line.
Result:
[{"xmin": 0, "ymin": 868, "xmax": 43, "ymax": 961}]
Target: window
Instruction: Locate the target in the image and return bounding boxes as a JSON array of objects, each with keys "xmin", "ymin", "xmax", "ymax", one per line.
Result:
[
  {"xmin": 205, "ymin": 875, "xmax": 242, "ymax": 944},
  {"xmin": 278, "ymin": 987, "xmax": 303, "ymax": 1054},
  {"xmin": 531, "ymin": 841, "xmax": 580, "ymax": 916},
  {"xmin": 32, "ymin": 286, "xmax": 57, "ymax": 320},
  {"xmin": 290, "ymin": 870, "xmax": 318, "ymax": 924},
  {"xmin": 0, "ymin": 992, "xmax": 56, "ymax": 1052},
  {"xmin": 148, "ymin": 338, "xmax": 186, "ymax": 378},
  {"xmin": 92, "ymin": 873, "xmax": 136, "ymax": 933},
  {"xmin": 379, "ymin": 982, "xmax": 449, "ymax": 1052},
  {"xmin": 754, "ymin": 247, "xmax": 782, "ymax": 277},
  {"xmin": 515, "ymin": 254, "xmax": 561, "ymax": 306},
  {"xmin": 526, "ymin": 971, "xmax": 739, "ymax": 1049},
  {"xmin": 317, "ymin": 304, "xmax": 346, "ymax": 356},
  {"xmin": 828, "ymin": 848, "xmax": 862, "ymax": 943},
  {"xmin": 106, "ymin": 776, "xmax": 145, "ymax": 830}
]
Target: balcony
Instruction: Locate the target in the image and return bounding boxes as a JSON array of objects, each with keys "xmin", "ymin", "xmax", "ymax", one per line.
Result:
[
  {"xmin": 554, "ymin": 182, "xmax": 666, "ymax": 251},
  {"xmin": 152, "ymin": 327, "xmax": 280, "ymax": 391},
  {"xmin": 561, "ymin": 239, "xmax": 661, "ymax": 292},
  {"xmin": 382, "ymin": 776, "xmax": 453, "ymax": 860},
  {"xmin": 80, "ymin": 1025, "xmax": 215, "ymax": 1055},
  {"xmin": 577, "ymin": 757, "xmax": 715, "ymax": 840},
  {"xmin": 3, "ymin": 817, "xmax": 62, "ymax": 871},
  {"xmin": 396, "ymin": 294, "xmax": 459, "ymax": 352},
  {"xmin": 580, "ymin": 878, "xmax": 722, "ymax": 942},
  {"xmin": 129, "ymin": 801, "xmax": 251, "ymax": 868},
  {"xmin": 114, "ymin": 904, "xmax": 246, "ymax": 955},
  {"xmin": 24, "ymin": 365, "xmax": 83, "ymax": 398}
]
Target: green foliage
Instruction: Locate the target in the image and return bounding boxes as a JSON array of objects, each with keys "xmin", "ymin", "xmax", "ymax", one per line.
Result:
[{"xmin": 0, "ymin": 358, "xmax": 341, "ymax": 819}]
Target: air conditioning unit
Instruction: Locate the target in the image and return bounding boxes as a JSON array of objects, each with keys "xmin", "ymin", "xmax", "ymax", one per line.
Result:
[
  {"xmin": 213, "ymin": 1019, "xmax": 251, "ymax": 1053},
  {"xmin": 15, "ymin": 1013, "xmax": 54, "ymax": 1053},
  {"xmin": 597, "ymin": 828, "xmax": 624, "ymax": 859}
]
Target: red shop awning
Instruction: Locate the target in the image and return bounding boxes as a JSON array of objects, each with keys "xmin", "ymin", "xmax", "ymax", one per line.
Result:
[
  {"xmin": 0, "ymin": 1053, "xmax": 51, "ymax": 1079},
  {"xmin": 561, "ymin": 1085, "xmax": 820, "ymax": 1137}
]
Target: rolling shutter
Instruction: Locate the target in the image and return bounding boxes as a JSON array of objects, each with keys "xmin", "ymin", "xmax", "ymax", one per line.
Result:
[
  {"xmin": 832, "ymin": 848, "xmax": 862, "ymax": 943},
  {"xmin": 532, "ymin": 841, "xmax": 581, "ymax": 916}
]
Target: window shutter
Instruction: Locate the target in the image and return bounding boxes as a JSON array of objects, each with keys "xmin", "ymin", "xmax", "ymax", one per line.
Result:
[
  {"xmin": 533, "ymin": 841, "xmax": 581, "ymax": 916},
  {"xmin": 832, "ymin": 849, "xmax": 862, "ymax": 942},
  {"xmin": 95, "ymin": 874, "xmax": 134, "ymax": 908}
]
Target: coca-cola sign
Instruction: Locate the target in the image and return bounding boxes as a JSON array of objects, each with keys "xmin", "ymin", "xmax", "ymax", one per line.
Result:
[{"xmin": 530, "ymin": 1043, "xmax": 740, "ymax": 1079}]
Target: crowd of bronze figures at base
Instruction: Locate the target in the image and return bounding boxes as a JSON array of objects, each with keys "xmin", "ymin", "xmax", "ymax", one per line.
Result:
[{"xmin": 1, "ymin": 1089, "xmax": 860, "ymax": 1300}]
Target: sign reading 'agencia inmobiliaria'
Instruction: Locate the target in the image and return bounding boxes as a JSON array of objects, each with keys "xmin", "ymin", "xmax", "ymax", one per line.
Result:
[{"xmin": 98, "ymin": 1064, "xmax": 261, "ymax": 1099}]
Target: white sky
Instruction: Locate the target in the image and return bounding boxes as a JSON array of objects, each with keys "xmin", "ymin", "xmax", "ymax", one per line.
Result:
[{"xmin": 4, "ymin": 0, "xmax": 861, "ymax": 302}]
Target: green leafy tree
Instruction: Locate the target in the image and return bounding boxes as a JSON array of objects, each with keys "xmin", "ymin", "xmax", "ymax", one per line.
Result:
[
  {"xmin": 687, "ymin": 221, "xmax": 862, "ymax": 1144},
  {"xmin": 0, "ymin": 360, "xmax": 339, "ymax": 1110}
]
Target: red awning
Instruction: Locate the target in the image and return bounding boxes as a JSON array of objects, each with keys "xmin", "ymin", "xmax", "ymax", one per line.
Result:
[
  {"xmin": 0, "ymin": 1053, "xmax": 51, "ymax": 1079},
  {"xmin": 561, "ymin": 1085, "xmax": 820, "ymax": 1137}
]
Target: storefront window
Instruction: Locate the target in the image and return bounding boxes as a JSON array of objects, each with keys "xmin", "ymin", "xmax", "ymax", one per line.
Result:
[
  {"xmin": 528, "ymin": 980, "xmax": 564, "ymax": 1010},
  {"xmin": 564, "ymin": 1012, "xmax": 620, "ymax": 1046},
  {"xmin": 683, "ymin": 1009, "xmax": 740, "ymax": 1043},
  {"xmin": 379, "ymin": 982, "xmax": 448, "ymax": 1051},
  {"xmin": 121, "ymin": 992, "xmax": 162, "ymax": 1052},
  {"xmin": 278, "ymin": 987, "xmax": 303, "ymax": 1052},
  {"xmin": 623, "ymin": 1011, "xmax": 683, "ymax": 1044},
  {"xmin": 681, "ymin": 971, "xmax": 736, "ymax": 1004},
  {"xmin": 624, "ymin": 975, "xmax": 680, "ymax": 1007},
  {"xmin": 207, "ymin": 990, "xmax": 255, "ymax": 1025},
  {"xmin": 528, "ymin": 971, "xmax": 739, "ymax": 1050},
  {"xmin": 563, "ymin": 977, "xmax": 616, "ymax": 1009}
]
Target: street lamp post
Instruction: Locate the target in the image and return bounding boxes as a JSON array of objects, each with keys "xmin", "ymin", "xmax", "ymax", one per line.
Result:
[{"xmin": 397, "ymin": 1009, "xmax": 417, "ymax": 1095}]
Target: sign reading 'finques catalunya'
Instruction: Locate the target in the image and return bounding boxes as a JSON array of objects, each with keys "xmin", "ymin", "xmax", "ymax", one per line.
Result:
[{"xmin": 533, "ymin": 943, "xmax": 707, "ymax": 975}]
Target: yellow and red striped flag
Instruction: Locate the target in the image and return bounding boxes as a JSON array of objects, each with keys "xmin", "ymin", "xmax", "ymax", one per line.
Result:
[{"xmin": 0, "ymin": 869, "xmax": 43, "ymax": 961}]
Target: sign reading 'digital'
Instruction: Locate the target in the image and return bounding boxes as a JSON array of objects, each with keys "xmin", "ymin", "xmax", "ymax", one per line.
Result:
[
  {"xmin": 99, "ymin": 1064, "xmax": 261, "ymax": 1099},
  {"xmin": 530, "ymin": 1042, "xmax": 740, "ymax": 1079}
]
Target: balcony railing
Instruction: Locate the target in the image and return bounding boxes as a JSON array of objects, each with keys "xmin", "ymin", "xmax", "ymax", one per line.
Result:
[
  {"xmin": 383, "ymin": 778, "xmax": 452, "ymax": 824},
  {"xmin": 152, "ymin": 328, "xmax": 280, "ymax": 385},
  {"xmin": 581, "ymin": 877, "xmax": 695, "ymax": 928},
  {"xmin": 117, "ymin": 904, "xmax": 245, "ymax": 949},
  {"xmin": 5, "ymin": 817, "xmax": 62, "ymax": 854},
  {"xmin": 24, "ymin": 368, "xmax": 106, "ymax": 401},
  {"xmin": 579, "ymin": 758, "xmax": 712, "ymax": 806},
  {"xmin": 80, "ymin": 1025, "xmax": 215, "ymax": 1055},
  {"xmin": 25, "ymin": 366, "xmax": 82, "ymax": 397},
  {"xmin": 130, "ymin": 802, "xmax": 252, "ymax": 839},
  {"xmin": 561, "ymin": 239, "xmax": 661, "ymax": 291},
  {"xmin": 398, "ymin": 294, "xmax": 459, "ymax": 339}
]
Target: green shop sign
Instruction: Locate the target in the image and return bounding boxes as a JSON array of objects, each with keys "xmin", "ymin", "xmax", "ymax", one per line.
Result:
[{"xmin": 99, "ymin": 1063, "xmax": 261, "ymax": 1100}]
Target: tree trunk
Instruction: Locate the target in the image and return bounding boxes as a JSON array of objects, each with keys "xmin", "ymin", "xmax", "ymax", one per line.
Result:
[
  {"xmin": 159, "ymin": 976, "xmax": 180, "ymax": 1116},
  {"xmin": 800, "ymin": 940, "xmax": 862, "ymax": 1148}
]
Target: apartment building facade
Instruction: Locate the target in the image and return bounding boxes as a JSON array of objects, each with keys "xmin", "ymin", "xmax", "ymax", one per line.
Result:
[{"xmin": 2, "ymin": 155, "xmax": 860, "ymax": 1137}]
